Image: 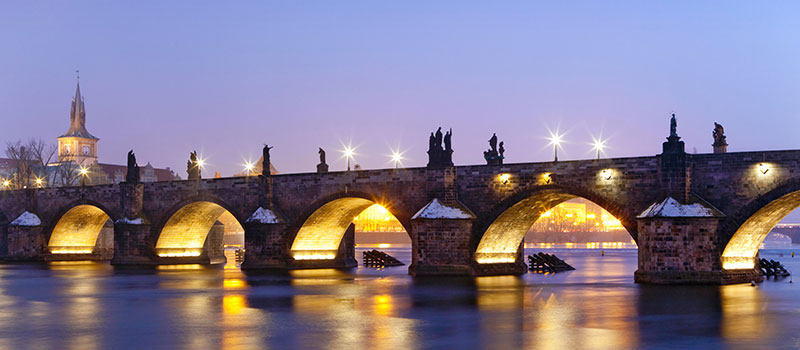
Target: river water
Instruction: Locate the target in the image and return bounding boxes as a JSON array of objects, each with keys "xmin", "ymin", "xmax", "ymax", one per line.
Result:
[{"xmin": 0, "ymin": 247, "xmax": 799, "ymax": 349}]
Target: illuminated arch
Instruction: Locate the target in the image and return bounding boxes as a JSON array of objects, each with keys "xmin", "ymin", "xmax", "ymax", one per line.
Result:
[
  {"xmin": 474, "ymin": 186, "xmax": 631, "ymax": 264},
  {"xmin": 722, "ymin": 183, "xmax": 800, "ymax": 270},
  {"xmin": 290, "ymin": 195, "xmax": 408, "ymax": 260},
  {"xmin": 155, "ymin": 201, "xmax": 244, "ymax": 257},
  {"xmin": 48, "ymin": 204, "xmax": 111, "ymax": 254}
]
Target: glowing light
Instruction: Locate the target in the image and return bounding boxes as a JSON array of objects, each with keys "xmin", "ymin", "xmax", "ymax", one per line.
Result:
[
  {"xmin": 293, "ymin": 253, "xmax": 336, "ymax": 260},
  {"xmin": 377, "ymin": 243, "xmax": 391, "ymax": 248},
  {"xmin": 243, "ymin": 161, "xmax": 255, "ymax": 175},
  {"xmin": 79, "ymin": 167, "xmax": 89, "ymax": 176},
  {"xmin": 2, "ymin": 180, "xmax": 9, "ymax": 187},
  {"xmin": 156, "ymin": 249, "xmax": 203, "ymax": 258},
  {"xmin": 476, "ymin": 256, "xmax": 516, "ymax": 264},
  {"xmin": 591, "ymin": 137, "xmax": 607, "ymax": 159},
  {"xmin": 600, "ymin": 169, "xmax": 613, "ymax": 180},
  {"xmin": 50, "ymin": 249, "xmax": 93, "ymax": 254},
  {"xmin": 498, "ymin": 173, "xmax": 511, "ymax": 184},
  {"xmin": 341, "ymin": 143, "xmax": 357, "ymax": 171},
  {"xmin": 758, "ymin": 163, "xmax": 770, "ymax": 175},
  {"xmin": 196, "ymin": 158, "xmax": 206, "ymax": 168},
  {"xmin": 35, "ymin": 178, "xmax": 43, "ymax": 186},
  {"xmin": 548, "ymin": 130, "xmax": 564, "ymax": 161},
  {"xmin": 390, "ymin": 149, "xmax": 404, "ymax": 169},
  {"xmin": 541, "ymin": 172, "xmax": 553, "ymax": 184}
]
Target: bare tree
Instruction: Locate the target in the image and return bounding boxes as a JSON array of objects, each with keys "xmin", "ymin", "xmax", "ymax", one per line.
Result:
[{"xmin": 5, "ymin": 139, "xmax": 59, "ymax": 188}]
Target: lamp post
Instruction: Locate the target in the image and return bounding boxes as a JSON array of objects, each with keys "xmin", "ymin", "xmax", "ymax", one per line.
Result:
[
  {"xmin": 391, "ymin": 151, "xmax": 403, "ymax": 169},
  {"xmin": 343, "ymin": 147, "xmax": 355, "ymax": 171},
  {"xmin": 79, "ymin": 166, "xmax": 89, "ymax": 187},
  {"xmin": 548, "ymin": 132, "xmax": 563, "ymax": 162},
  {"xmin": 592, "ymin": 138, "xmax": 606, "ymax": 160}
]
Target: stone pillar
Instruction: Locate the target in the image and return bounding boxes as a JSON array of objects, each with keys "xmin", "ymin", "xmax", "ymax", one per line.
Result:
[
  {"xmin": 409, "ymin": 216, "xmax": 474, "ymax": 276},
  {"xmin": 5, "ymin": 223, "xmax": 47, "ymax": 261},
  {"xmin": 111, "ymin": 221, "xmax": 156, "ymax": 266},
  {"xmin": 204, "ymin": 221, "xmax": 226, "ymax": 264},
  {"xmin": 112, "ymin": 182, "xmax": 156, "ymax": 266},
  {"xmin": 241, "ymin": 221, "xmax": 289, "ymax": 270},
  {"xmin": 660, "ymin": 141, "xmax": 691, "ymax": 203},
  {"xmin": 634, "ymin": 216, "xmax": 760, "ymax": 284}
]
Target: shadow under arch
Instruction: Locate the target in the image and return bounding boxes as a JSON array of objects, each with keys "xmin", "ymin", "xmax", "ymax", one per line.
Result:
[
  {"xmin": 155, "ymin": 198, "xmax": 245, "ymax": 261},
  {"xmin": 721, "ymin": 179, "xmax": 800, "ymax": 270},
  {"xmin": 48, "ymin": 203, "xmax": 114, "ymax": 258},
  {"xmin": 289, "ymin": 191, "xmax": 411, "ymax": 261},
  {"xmin": 474, "ymin": 184, "xmax": 633, "ymax": 264}
]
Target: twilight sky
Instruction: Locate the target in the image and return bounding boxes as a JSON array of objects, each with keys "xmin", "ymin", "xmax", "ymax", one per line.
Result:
[{"xmin": 2, "ymin": 1, "xmax": 799, "ymax": 176}]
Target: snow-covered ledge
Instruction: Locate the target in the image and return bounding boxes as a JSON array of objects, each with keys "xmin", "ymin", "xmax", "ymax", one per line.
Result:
[
  {"xmin": 10, "ymin": 211, "xmax": 42, "ymax": 226},
  {"xmin": 412, "ymin": 198, "xmax": 475, "ymax": 220},
  {"xmin": 246, "ymin": 207, "xmax": 281, "ymax": 224},
  {"xmin": 115, "ymin": 217, "xmax": 145, "ymax": 225},
  {"xmin": 637, "ymin": 197, "xmax": 718, "ymax": 218}
]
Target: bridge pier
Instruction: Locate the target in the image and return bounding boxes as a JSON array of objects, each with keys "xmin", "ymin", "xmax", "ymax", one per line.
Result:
[
  {"xmin": 634, "ymin": 215, "xmax": 762, "ymax": 284},
  {"xmin": 5, "ymin": 222, "xmax": 47, "ymax": 261},
  {"xmin": 241, "ymin": 221, "xmax": 290, "ymax": 270},
  {"xmin": 409, "ymin": 215, "xmax": 474, "ymax": 276},
  {"xmin": 111, "ymin": 221, "xmax": 157, "ymax": 266}
]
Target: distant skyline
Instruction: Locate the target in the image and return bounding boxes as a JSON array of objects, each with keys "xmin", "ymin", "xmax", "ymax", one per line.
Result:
[{"xmin": 2, "ymin": 1, "xmax": 799, "ymax": 178}]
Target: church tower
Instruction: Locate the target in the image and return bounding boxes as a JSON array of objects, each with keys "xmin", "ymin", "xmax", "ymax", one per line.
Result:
[{"xmin": 57, "ymin": 79, "xmax": 99, "ymax": 166}]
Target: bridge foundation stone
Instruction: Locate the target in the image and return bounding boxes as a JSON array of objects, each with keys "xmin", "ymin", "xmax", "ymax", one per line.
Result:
[
  {"xmin": 241, "ymin": 221, "xmax": 290, "ymax": 270},
  {"xmin": 5, "ymin": 224, "xmax": 47, "ymax": 261},
  {"xmin": 111, "ymin": 222, "xmax": 156, "ymax": 266},
  {"xmin": 409, "ymin": 217, "xmax": 474, "ymax": 276},
  {"xmin": 635, "ymin": 216, "xmax": 761, "ymax": 284}
]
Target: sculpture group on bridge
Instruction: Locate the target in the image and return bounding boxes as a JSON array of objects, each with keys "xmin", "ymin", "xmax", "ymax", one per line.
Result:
[
  {"xmin": 713, "ymin": 122, "xmax": 728, "ymax": 153},
  {"xmin": 483, "ymin": 133, "xmax": 505, "ymax": 165},
  {"xmin": 126, "ymin": 150, "xmax": 140, "ymax": 183},
  {"xmin": 427, "ymin": 127, "xmax": 454, "ymax": 168},
  {"xmin": 187, "ymin": 151, "xmax": 201, "ymax": 180},
  {"xmin": 262, "ymin": 144, "xmax": 273, "ymax": 177}
]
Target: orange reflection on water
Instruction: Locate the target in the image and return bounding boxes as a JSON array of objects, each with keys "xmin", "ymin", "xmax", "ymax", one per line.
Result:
[{"xmin": 721, "ymin": 284, "xmax": 773, "ymax": 343}]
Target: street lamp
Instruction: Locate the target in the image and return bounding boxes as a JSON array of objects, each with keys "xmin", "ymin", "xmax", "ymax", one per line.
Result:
[
  {"xmin": 79, "ymin": 166, "xmax": 89, "ymax": 186},
  {"xmin": 390, "ymin": 150, "xmax": 404, "ymax": 169},
  {"xmin": 591, "ymin": 137, "xmax": 606, "ymax": 160},
  {"xmin": 343, "ymin": 146, "xmax": 355, "ymax": 171},
  {"xmin": 548, "ymin": 131, "xmax": 563, "ymax": 162},
  {"xmin": 34, "ymin": 177, "xmax": 43, "ymax": 188},
  {"xmin": 243, "ymin": 161, "xmax": 255, "ymax": 176},
  {"xmin": 2, "ymin": 179, "xmax": 9, "ymax": 189}
]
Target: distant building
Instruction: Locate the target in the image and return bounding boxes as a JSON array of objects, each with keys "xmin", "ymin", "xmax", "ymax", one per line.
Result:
[{"xmin": 1, "ymin": 79, "xmax": 180, "ymax": 188}]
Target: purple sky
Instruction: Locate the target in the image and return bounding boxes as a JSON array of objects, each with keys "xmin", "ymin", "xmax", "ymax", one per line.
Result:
[{"xmin": 2, "ymin": 1, "xmax": 800, "ymax": 177}]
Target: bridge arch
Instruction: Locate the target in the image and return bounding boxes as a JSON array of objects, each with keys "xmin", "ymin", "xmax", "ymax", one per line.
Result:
[
  {"xmin": 48, "ymin": 202, "xmax": 115, "ymax": 257},
  {"xmin": 474, "ymin": 184, "xmax": 634, "ymax": 264},
  {"xmin": 289, "ymin": 191, "xmax": 411, "ymax": 261},
  {"xmin": 721, "ymin": 179, "xmax": 800, "ymax": 270},
  {"xmin": 155, "ymin": 196, "xmax": 245, "ymax": 260}
]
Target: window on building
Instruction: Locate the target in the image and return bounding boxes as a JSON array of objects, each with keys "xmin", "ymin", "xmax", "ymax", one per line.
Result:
[
  {"xmin": 82, "ymin": 145, "xmax": 90, "ymax": 155},
  {"xmin": 64, "ymin": 144, "xmax": 71, "ymax": 154}
]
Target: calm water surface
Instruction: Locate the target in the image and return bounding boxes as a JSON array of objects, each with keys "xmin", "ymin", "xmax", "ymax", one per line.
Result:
[{"xmin": 1, "ymin": 248, "xmax": 800, "ymax": 349}]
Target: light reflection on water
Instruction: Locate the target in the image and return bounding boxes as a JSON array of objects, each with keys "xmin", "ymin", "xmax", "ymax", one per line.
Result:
[{"xmin": 0, "ymin": 248, "xmax": 799, "ymax": 348}]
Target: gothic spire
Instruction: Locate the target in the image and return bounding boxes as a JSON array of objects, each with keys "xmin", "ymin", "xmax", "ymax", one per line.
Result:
[{"xmin": 61, "ymin": 77, "xmax": 98, "ymax": 140}]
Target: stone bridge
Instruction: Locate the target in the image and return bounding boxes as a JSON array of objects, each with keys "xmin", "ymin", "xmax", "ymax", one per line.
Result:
[{"xmin": 1, "ymin": 136, "xmax": 799, "ymax": 284}]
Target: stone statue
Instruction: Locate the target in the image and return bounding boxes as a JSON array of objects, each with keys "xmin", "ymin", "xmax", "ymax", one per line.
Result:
[
  {"xmin": 434, "ymin": 127, "xmax": 443, "ymax": 149},
  {"xmin": 712, "ymin": 122, "xmax": 728, "ymax": 153},
  {"xmin": 499, "ymin": 141, "xmax": 505, "ymax": 158},
  {"xmin": 126, "ymin": 150, "xmax": 140, "ymax": 183},
  {"xmin": 427, "ymin": 127, "xmax": 454, "ymax": 168},
  {"xmin": 262, "ymin": 144, "xmax": 273, "ymax": 176},
  {"xmin": 670, "ymin": 113, "xmax": 678, "ymax": 138},
  {"xmin": 483, "ymin": 133, "xmax": 503, "ymax": 165},
  {"xmin": 187, "ymin": 151, "xmax": 201, "ymax": 180},
  {"xmin": 317, "ymin": 147, "xmax": 329, "ymax": 173}
]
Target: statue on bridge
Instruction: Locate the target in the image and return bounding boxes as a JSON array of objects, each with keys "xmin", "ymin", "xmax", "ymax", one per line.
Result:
[
  {"xmin": 262, "ymin": 145, "xmax": 274, "ymax": 176},
  {"xmin": 427, "ymin": 127, "xmax": 454, "ymax": 168},
  {"xmin": 483, "ymin": 133, "xmax": 504, "ymax": 165},
  {"xmin": 317, "ymin": 147, "xmax": 329, "ymax": 173},
  {"xmin": 187, "ymin": 151, "xmax": 201, "ymax": 180},
  {"xmin": 126, "ymin": 150, "xmax": 140, "ymax": 183},
  {"xmin": 663, "ymin": 113, "xmax": 685, "ymax": 154},
  {"xmin": 713, "ymin": 122, "xmax": 728, "ymax": 153}
]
